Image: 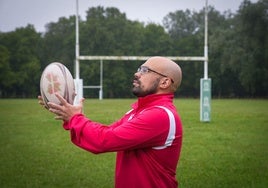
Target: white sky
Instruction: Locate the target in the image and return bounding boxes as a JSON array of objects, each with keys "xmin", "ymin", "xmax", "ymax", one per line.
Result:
[{"xmin": 0, "ymin": 0, "xmax": 258, "ymax": 32}]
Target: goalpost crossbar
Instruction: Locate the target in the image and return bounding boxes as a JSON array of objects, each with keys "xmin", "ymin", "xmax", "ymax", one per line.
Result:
[{"xmin": 78, "ymin": 56, "xmax": 206, "ymax": 62}]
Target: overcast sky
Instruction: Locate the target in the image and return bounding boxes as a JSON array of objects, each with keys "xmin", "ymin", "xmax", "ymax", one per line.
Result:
[{"xmin": 0, "ymin": 0, "xmax": 258, "ymax": 33}]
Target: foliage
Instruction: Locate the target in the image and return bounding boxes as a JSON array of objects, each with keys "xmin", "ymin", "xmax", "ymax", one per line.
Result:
[
  {"xmin": 0, "ymin": 25, "xmax": 41, "ymax": 97},
  {"xmin": 0, "ymin": 1, "xmax": 267, "ymax": 98}
]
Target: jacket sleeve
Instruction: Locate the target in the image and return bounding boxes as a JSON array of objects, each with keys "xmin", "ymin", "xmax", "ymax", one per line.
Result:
[{"xmin": 63, "ymin": 108, "xmax": 171, "ymax": 154}]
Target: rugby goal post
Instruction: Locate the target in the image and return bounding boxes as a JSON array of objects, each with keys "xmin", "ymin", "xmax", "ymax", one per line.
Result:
[{"xmin": 74, "ymin": 0, "xmax": 211, "ymax": 122}]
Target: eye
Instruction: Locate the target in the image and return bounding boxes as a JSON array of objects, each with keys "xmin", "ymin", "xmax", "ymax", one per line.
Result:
[{"xmin": 141, "ymin": 68, "xmax": 147, "ymax": 74}]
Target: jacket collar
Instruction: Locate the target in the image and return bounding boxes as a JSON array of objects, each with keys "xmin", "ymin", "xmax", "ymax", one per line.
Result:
[{"xmin": 131, "ymin": 93, "xmax": 174, "ymax": 110}]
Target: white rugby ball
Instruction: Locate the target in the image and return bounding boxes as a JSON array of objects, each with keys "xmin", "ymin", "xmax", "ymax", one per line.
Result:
[{"xmin": 40, "ymin": 62, "xmax": 75, "ymax": 108}]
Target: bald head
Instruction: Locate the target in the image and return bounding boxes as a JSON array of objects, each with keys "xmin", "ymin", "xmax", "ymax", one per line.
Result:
[{"xmin": 143, "ymin": 56, "xmax": 182, "ymax": 92}]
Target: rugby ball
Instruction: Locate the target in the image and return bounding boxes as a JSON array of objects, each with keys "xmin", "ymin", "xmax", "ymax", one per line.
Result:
[{"xmin": 40, "ymin": 62, "xmax": 75, "ymax": 108}]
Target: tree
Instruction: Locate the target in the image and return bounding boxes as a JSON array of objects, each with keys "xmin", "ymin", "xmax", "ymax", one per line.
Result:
[
  {"xmin": 43, "ymin": 16, "xmax": 76, "ymax": 71},
  {"xmin": 234, "ymin": 0, "xmax": 268, "ymax": 96},
  {"xmin": 0, "ymin": 45, "xmax": 15, "ymax": 97},
  {"xmin": 140, "ymin": 23, "xmax": 173, "ymax": 55},
  {"xmin": 0, "ymin": 25, "xmax": 42, "ymax": 97}
]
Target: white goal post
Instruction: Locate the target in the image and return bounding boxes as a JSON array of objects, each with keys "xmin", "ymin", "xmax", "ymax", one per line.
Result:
[
  {"xmin": 79, "ymin": 56, "xmax": 206, "ymax": 61},
  {"xmin": 74, "ymin": 0, "xmax": 211, "ymax": 122}
]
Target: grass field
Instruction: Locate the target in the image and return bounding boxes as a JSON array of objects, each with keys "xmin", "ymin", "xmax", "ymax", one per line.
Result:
[{"xmin": 0, "ymin": 99, "xmax": 267, "ymax": 187}]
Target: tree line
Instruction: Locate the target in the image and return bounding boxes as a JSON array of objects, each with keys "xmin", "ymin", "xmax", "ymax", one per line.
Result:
[{"xmin": 0, "ymin": 0, "xmax": 267, "ymax": 98}]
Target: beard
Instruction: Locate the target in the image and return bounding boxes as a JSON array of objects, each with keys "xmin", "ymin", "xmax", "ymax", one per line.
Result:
[{"xmin": 132, "ymin": 78, "xmax": 160, "ymax": 97}]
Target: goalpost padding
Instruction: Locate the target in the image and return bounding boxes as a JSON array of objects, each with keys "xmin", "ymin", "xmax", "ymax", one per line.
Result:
[{"xmin": 200, "ymin": 78, "xmax": 211, "ymax": 122}]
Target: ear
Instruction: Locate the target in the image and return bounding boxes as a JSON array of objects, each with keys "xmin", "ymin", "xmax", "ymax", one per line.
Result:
[{"xmin": 159, "ymin": 78, "xmax": 171, "ymax": 89}]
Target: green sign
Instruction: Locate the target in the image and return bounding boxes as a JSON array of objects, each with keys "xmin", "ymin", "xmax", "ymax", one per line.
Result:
[{"xmin": 200, "ymin": 78, "xmax": 211, "ymax": 122}]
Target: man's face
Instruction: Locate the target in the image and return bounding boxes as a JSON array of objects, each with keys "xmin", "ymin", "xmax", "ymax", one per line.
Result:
[{"xmin": 132, "ymin": 63, "xmax": 162, "ymax": 97}]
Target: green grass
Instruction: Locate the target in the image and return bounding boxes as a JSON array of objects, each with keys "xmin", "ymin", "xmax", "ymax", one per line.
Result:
[{"xmin": 0, "ymin": 99, "xmax": 267, "ymax": 187}]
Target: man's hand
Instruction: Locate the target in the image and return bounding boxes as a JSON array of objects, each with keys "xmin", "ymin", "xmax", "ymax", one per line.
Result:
[
  {"xmin": 38, "ymin": 95, "xmax": 48, "ymax": 109},
  {"xmin": 48, "ymin": 93, "xmax": 84, "ymax": 122}
]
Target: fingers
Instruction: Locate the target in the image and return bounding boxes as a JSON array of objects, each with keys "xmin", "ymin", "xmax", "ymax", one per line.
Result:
[
  {"xmin": 48, "ymin": 105, "xmax": 66, "ymax": 121},
  {"xmin": 55, "ymin": 93, "xmax": 68, "ymax": 105},
  {"xmin": 55, "ymin": 115, "xmax": 64, "ymax": 120},
  {"xmin": 79, "ymin": 98, "xmax": 85, "ymax": 107},
  {"xmin": 38, "ymin": 100, "xmax": 45, "ymax": 106},
  {"xmin": 38, "ymin": 94, "xmax": 74, "ymax": 122},
  {"xmin": 47, "ymin": 101, "xmax": 62, "ymax": 111},
  {"xmin": 54, "ymin": 113, "xmax": 65, "ymax": 121},
  {"xmin": 48, "ymin": 99, "xmax": 70, "ymax": 122},
  {"xmin": 38, "ymin": 95, "xmax": 48, "ymax": 109},
  {"xmin": 48, "ymin": 107, "xmax": 61, "ymax": 115},
  {"xmin": 41, "ymin": 93, "xmax": 83, "ymax": 122},
  {"xmin": 38, "ymin": 95, "xmax": 43, "ymax": 105}
]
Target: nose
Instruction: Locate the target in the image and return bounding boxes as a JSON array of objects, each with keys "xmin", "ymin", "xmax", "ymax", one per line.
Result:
[{"xmin": 134, "ymin": 71, "xmax": 141, "ymax": 79}]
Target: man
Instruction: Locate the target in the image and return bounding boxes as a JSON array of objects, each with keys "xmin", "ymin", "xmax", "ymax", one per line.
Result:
[{"xmin": 39, "ymin": 56, "xmax": 183, "ymax": 188}]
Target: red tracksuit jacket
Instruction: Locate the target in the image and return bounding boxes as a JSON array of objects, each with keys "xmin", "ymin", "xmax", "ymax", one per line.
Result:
[{"xmin": 63, "ymin": 93, "xmax": 183, "ymax": 188}]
